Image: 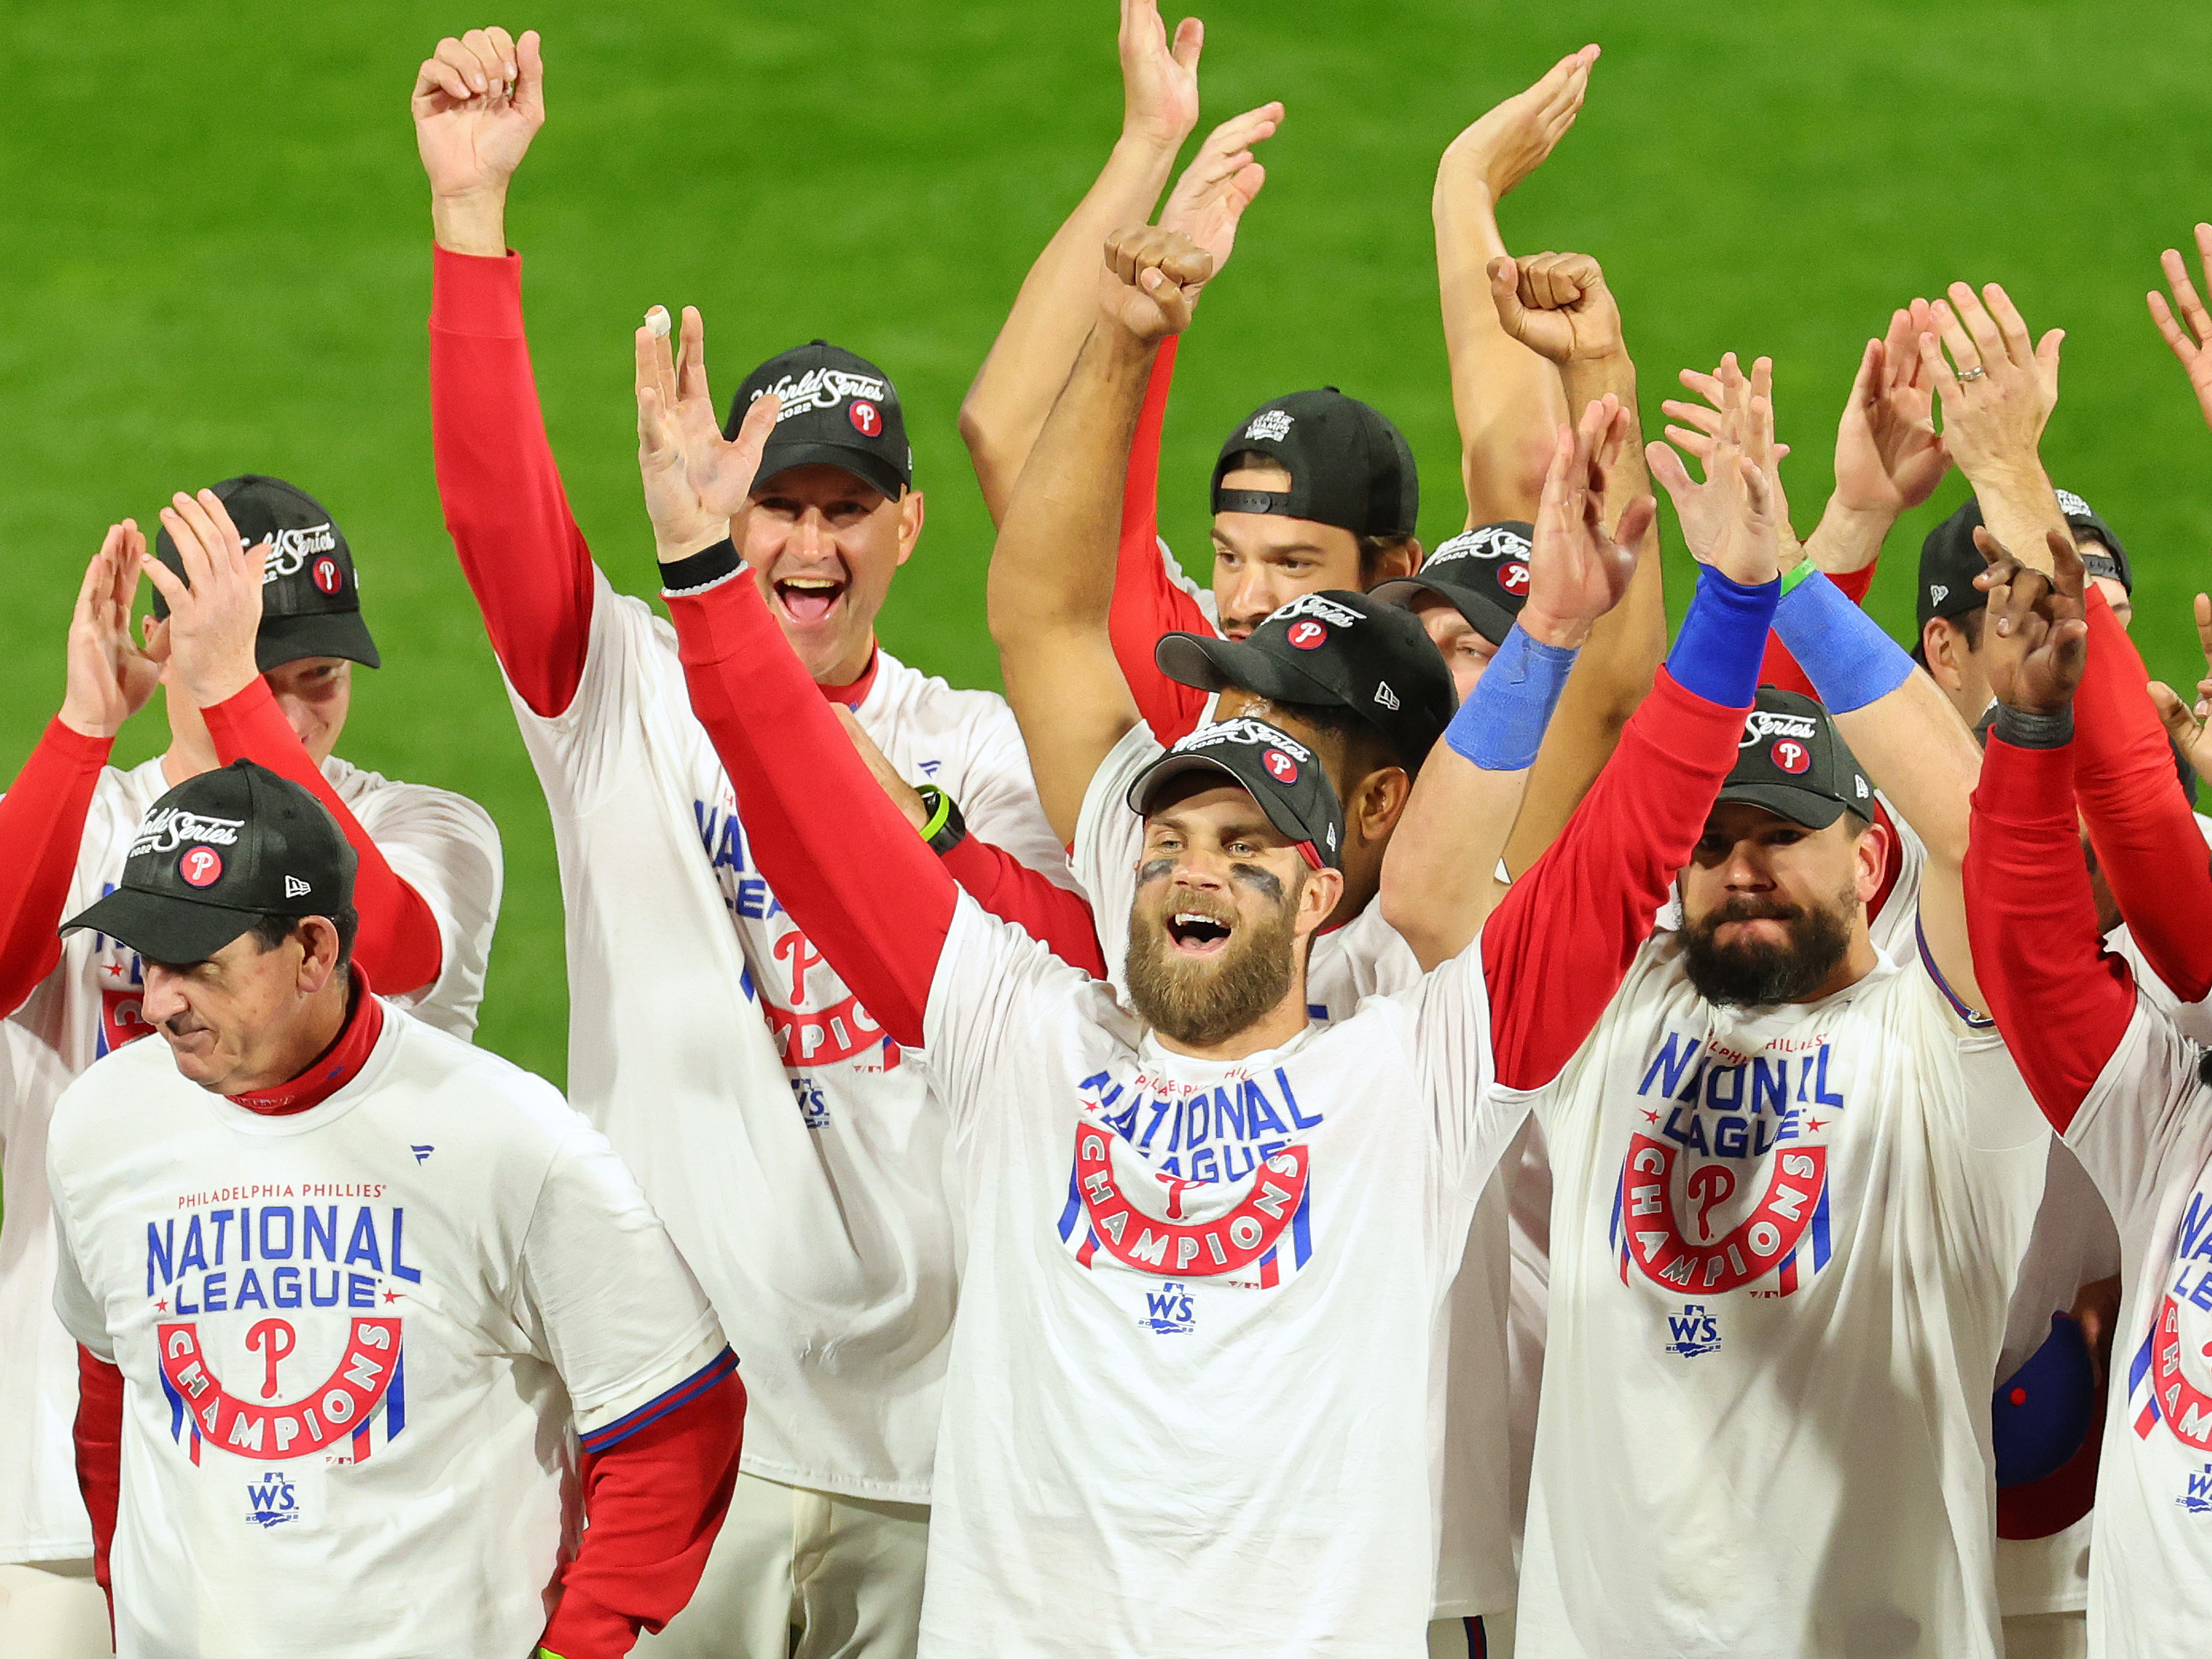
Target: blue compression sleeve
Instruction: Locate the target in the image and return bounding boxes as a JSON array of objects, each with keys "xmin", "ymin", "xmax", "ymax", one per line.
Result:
[
  {"xmin": 1445, "ymin": 627, "xmax": 1579, "ymax": 771},
  {"xmin": 1770, "ymin": 567, "xmax": 1914, "ymax": 713},
  {"xmin": 1667, "ymin": 566, "xmax": 1780, "ymax": 708}
]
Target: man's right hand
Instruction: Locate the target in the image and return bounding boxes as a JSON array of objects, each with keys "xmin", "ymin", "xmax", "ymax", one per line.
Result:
[
  {"xmin": 635, "ymin": 305, "xmax": 782, "ymax": 563},
  {"xmin": 1118, "ymin": 0, "xmax": 1202, "ymax": 151},
  {"xmin": 1488, "ymin": 249, "xmax": 1624, "ymax": 367},
  {"xmin": 1920, "ymin": 281, "xmax": 2061, "ymax": 493},
  {"xmin": 59, "ymin": 523, "xmax": 161, "ymax": 739},
  {"xmin": 139, "ymin": 492, "xmax": 272, "ymax": 710},
  {"xmin": 1519, "ymin": 394, "xmax": 1652, "ymax": 649},
  {"xmin": 1097, "ymin": 226, "xmax": 1213, "ymax": 345},
  {"xmin": 1975, "ymin": 526, "xmax": 2088, "ymax": 716},
  {"xmin": 1155, "ymin": 101, "xmax": 1281, "ymax": 304},
  {"xmin": 1647, "ymin": 353, "xmax": 1786, "ymax": 588},
  {"xmin": 414, "ymin": 25, "xmax": 544, "ymax": 257}
]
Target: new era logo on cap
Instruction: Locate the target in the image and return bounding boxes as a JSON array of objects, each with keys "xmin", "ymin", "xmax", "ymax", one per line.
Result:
[{"xmin": 284, "ymin": 875, "xmax": 312, "ymax": 899}]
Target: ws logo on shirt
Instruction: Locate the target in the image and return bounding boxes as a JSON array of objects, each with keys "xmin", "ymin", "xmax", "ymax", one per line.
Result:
[
  {"xmin": 1140, "ymin": 1284, "xmax": 1196, "ymax": 1335},
  {"xmin": 1663, "ymin": 1304, "xmax": 1722, "ymax": 1358},
  {"xmin": 1610, "ymin": 1030, "xmax": 1842, "ymax": 1300},
  {"xmin": 2126, "ymin": 1189, "xmax": 2212, "ymax": 1469}
]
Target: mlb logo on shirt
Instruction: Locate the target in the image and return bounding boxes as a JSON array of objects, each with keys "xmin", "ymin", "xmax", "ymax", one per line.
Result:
[{"xmin": 1139, "ymin": 1283, "xmax": 1195, "ymax": 1335}]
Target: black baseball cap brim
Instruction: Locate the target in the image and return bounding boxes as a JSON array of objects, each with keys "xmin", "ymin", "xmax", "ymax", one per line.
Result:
[
  {"xmin": 1155, "ymin": 632, "xmax": 1342, "ymax": 705},
  {"xmin": 1712, "ymin": 780, "xmax": 1853, "ymax": 832},
  {"xmin": 1128, "ymin": 752, "xmax": 1330, "ymax": 868},
  {"xmin": 1367, "ymin": 576, "xmax": 1518, "ymax": 648},
  {"xmin": 755, "ymin": 441, "xmax": 906, "ymax": 503},
  {"xmin": 62, "ymin": 887, "xmax": 264, "ymax": 967},
  {"xmin": 257, "ymin": 610, "xmax": 380, "ymax": 673}
]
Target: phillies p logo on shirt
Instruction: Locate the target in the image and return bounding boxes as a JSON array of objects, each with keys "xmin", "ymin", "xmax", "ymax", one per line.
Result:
[{"xmin": 179, "ymin": 847, "xmax": 224, "ymax": 887}]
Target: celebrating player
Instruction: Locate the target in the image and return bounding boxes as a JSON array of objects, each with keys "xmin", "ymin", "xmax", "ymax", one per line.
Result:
[
  {"xmin": 47, "ymin": 760, "xmax": 738, "ymax": 1657},
  {"xmin": 414, "ymin": 25, "xmax": 1092, "ymax": 1656},
  {"xmin": 631, "ymin": 248, "xmax": 1784, "ymax": 1652}
]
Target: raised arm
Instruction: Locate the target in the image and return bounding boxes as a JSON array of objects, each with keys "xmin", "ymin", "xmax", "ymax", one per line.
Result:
[
  {"xmin": 1922, "ymin": 280, "xmax": 2071, "ymax": 571},
  {"xmin": 2147, "ymin": 221, "xmax": 2212, "ymax": 435},
  {"xmin": 1380, "ymin": 394, "xmax": 1649, "ymax": 967},
  {"xmin": 414, "ymin": 25, "xmax": 599, "ymax": 718},
  {"xmin": 1485, "ymin": 248, "xmax": 1667, "ymax": 874},
  {"xmin": 637, "ymin": 304, "xmax": 956, "ymax": 1043},
  {"xmin": 144, "ymin": 490, "xmax": 445, "ymax": 995},
  {"xmin": 0, "ymin": 528, "xmax": 155, "ymax": 1015},
  {"xmin": 989, "ymin": 229, "xmax": 1212, "ymax": 840}
]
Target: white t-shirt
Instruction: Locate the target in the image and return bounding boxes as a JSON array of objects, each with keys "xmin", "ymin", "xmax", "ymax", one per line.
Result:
[
  {"xmin": 46, "ymin": 1001, "xmax": 724, "ymax": 1659},
  {"xmin": 1073, "ymin": 719, "xmax": 1527, "ymax": 1618},
  {"xmin": 1512, "ymin": 932, "xmax": 2049, "ymax": 1659},
  {"xmin": 2057, "ymin": 1000, "xmax": 2212, "ymax": 1655},
  {"xmin": 0, "ymin": 751, "xmax": 500, "ymax": 1567},
  {"xmin": 914, "ymin": 894, "xmax": 1521, "ymax": 1657},
  {"xmin": 508, "ymin": 570, "xmax": 1072, "ymax": 1501}
]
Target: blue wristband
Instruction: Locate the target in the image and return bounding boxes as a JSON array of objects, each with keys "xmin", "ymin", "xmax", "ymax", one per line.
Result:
[
  {"xmin": 1445, "ymin": 626, "xmax": 1579, "ymax": 771},
  {"xmin": 1770, "ymin": 568, "xmax": 1914, "ymax": 713},
  {"xmin": 1667, "ymin": 566, "xmax": 1781, "ymax": 708}
]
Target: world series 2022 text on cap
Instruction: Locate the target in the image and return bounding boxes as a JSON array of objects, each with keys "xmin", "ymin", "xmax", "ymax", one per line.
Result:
[
  {"xmin": 727, "ymin": 339, "xmax": 913, "ymax": 503},
  {"xmin": 1371, "ymin": 522, "xmax": 1535, "ymax": 648},
  {"xmin": 1716, "ymin": 687, "xmax": 1875, "ymax": 832},
  {"xmin": 1128, "ymin": 718, "xmax": 1347, "ymax": 870},
  {"xmin": 152, "ymin": 475, "xmax": 380, "ymax": 672}
]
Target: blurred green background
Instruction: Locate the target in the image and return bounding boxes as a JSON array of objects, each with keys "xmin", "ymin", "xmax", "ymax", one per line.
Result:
[{"xmin": 6, "ymin": 1, "xmax": 2210, "ymax": 1083}]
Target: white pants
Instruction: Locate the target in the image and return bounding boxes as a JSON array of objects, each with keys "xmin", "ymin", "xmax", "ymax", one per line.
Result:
[
  {"xmin": 0, "ymin": 1559, "xmax": 111, "ymax": 1658},
  {"xmin": 1427, "ymin": 1611, "xmax": 1515, "ymax": 1659},
  {"xmin": 634, "ymin": 1471, "xmax": 928, "ymax": 1659},
  {"xmin": 2002, "ymin": 1611, "xmax": 2086, "ymax": 1659}
]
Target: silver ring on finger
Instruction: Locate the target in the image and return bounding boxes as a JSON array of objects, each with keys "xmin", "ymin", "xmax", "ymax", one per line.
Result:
[{"xmin": 1957, "ymin": 366, "xmax": 1987, "ymax": 382}]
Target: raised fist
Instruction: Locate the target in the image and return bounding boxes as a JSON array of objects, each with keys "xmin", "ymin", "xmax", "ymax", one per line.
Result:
[
  {"xmin": 413, "ymin": 25, "xmax": 544, "ymax": 202},
  {"xmin": 1098, "ymin": 226, "xmax": 1214, "ymax": 345},
  {"xmin": 1488, "ymin": 251, "xmax": 1624, "ymax": 367}
]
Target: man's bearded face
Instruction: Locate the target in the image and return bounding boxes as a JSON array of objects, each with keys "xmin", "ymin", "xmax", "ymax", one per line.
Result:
[{"xmin": 1679, "ymin": 803, "xmax": 1866, "ymax": 1008}]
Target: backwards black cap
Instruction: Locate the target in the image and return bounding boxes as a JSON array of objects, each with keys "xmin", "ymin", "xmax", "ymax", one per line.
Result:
[
  {"xmin": 1917, "ymin": 489, "xmax": 2134, "ymax": 651},
  {"xmin": 152, "ymin": 476, "xmax": 378, "ymax": 672},
  {"xmin": 1128, "ymin": 717, "xmax": 1346, "ymax": 870},
  {"xmin": 1716, "ymin": 688, "xmax": 1875, "ymax": 831},
  {"xmin": 62, "ymin": 760, "xmax": 357, "ymax": 964},
  {"xmin": 727, "ymin": 340, "xmax": 912, "ymax": 502},
  {"xmin": 1210, "ymin": 389, "xmax": 1418, "ymax": 539},
  {"xmin": 1371, "ymin": 522, "xmax": 1533, "ymax": 646},
  {"xmin": 1154, "ymin": 590, "xmax": 1455, "ymax": 775}
]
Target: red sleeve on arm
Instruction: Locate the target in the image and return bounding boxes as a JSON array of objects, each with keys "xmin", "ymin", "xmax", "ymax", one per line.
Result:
[
  {"xmin": 201, "ymin": 680, "xmax": 442, "ymax": 996},
  {"xmin": 665, "ymin": 571, "xmax": 956, "ymax": 1049},
  {"xmin": 1759, "ymin": 563, "xmax": 1877, "ymax": 698},
  {"xmin": 429, "ymin": 245, "xmax": 596, "ymax": 718},
  {"xmin": 1481, "ymin": 670, "xmax": 1750, "ymax": 1090},
  {"xmin": 73, "ymin": 1344, "xmax": 122, "ymax": 1624},
  {"xmin": 1110, "ymin": 335, "xmax": 1214, "ymax": 746},
  {"xmin": 2072, "ymin": 586, "xmax": 2212, "ymax": 1002},
  {"xmin": 1965, "ymin": 735, "xmax": 2138, "ymax": 1133},
  {"xmin": 0, "ymin": 719, "xmax": 112, "ymax": 1015},
  {"xmin": 938, "ymin": 834, "xmax": 1106, "ymax": 976},
  {"xmin": 542, "ymin": 1372, "xmax": 744, "ymax": 1659}
]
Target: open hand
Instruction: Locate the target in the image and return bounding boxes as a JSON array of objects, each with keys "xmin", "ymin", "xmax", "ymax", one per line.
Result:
[
  {"xmin": 1488, "ymin": 249, "xmax": 1623, "ymax": 367},
  {"xmin": 1436, "ymin": 45, "xmax": 1599, "ymax": 203},
  {"xmin": 2148, "ymin": 223, "xmax": 2212, "ymax": 433},
  {"xmin": 636, "ymin": 306, "xmax": 782, "ymax": 563},
  {"xmin": 1648, "ymin": 354, "xmax": 1787, "ymax": 587},
  {"xmin": 1518, "ymin": 394, "xmax": 1652, "ymax": 649},
  {"xmin": 1833, "ymin": 301, "xmax": 1949, "ymax": 516},
  {"xmin": 139, "ymin": 492, "xmax": 269, "ymax": 708},
  {"xmin": 59, "ymin": 523, "xmax": 162, "ymax": 739},
  {"xmin": 2147, "ymin": 590, "xmax": 2212, "ymax": 779},
  {"xmin": 1097, "ymin": 226, "xmax": 1213, "ymax": 344},
  {"xmin": 1156, "ymin": 101, "xmax": 1281, "ymax": 298},
  {"xmin": 1920, "ymin": 280, "xmax": 2062, "ymax": 490},
  {"xmin": 1119, "ymin": 0, "xmax": 1202, "ymax": 150},
  {"xmin": 1973, "ymin": 524, "xmax": 2087, "ymax": 716}
]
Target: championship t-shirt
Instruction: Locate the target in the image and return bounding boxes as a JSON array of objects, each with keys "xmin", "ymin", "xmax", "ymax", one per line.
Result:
[
  {"xmin": 509, "ymin": 569, "xmax": 1072, "ymax": 1500},
  {"xmin": 1512, "ymin": 933, "xmax": 2049, "ymax": 1658},
  {"xmin": 46, "ymin": 1002, "xmax": 726, "ymax": 1659},
  {"xmin": 2054, "ymin": 1000, "xmax": 2212, "ymax": 1655},
  {"xmin": 0, "ymin": 752, "xmax": 499, "ymax": 1567},
  {"xmin": 913, "ymin": 892, "xmax": 1520, "ymax": 1657}
]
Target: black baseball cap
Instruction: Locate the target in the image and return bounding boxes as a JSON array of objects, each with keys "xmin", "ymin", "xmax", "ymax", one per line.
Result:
[
  {"xmin": 1916, "ymin": 490, "xmax": 2133, "ymax": 661},
  {"xmin": 727, "ymin": 341, "xmax": 912, "ymax": 502},
  {"xmin": 151, "ymin": 476, "xmax": 378, "ymax": 672},
  {"xmin": 1371, "ymin": 522, "xmax": 1534, "ymax": 646},
  {"xmin": 1210, "ymin": 390, "xmax": 1418, "ymax": 539},
  {"xmin": 1154, "ymin": 590, "xmax": 1456, "ymax": 775},
  {"xmin": 2053, "ymin": 487, "xmax": 2132, "ymax": 590},
  {"xmin": 61, "ymin": 760, "xmax": 357, "ymax": 964},
  {"xmin": 1128, "ymin": 717, "xmax": 1346, "ymax": 870},
  {"xmin": 1715, "ymin": 688, "xmax": 1875, "ymax": 831}
]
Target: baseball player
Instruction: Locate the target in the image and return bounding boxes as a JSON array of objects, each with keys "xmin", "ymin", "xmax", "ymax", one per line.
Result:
[
  {"xmin": 47, "ymin": 759, "xmax": 739, "ymax": 1658},
  {"xmin": 1964, "ymin": 531, "xmax": 2212, "ymax": 1657},
  {"xmin": 0, "ymin": 492, "xmax": 500, "ymax": 1652},
  {"xmin": 633, "ymin": 266, "xmax": 1786, "ymax": 1653},
  {"xmin": 414, "ymin": 27, "xmax": 1090, "ymax": 1655}
]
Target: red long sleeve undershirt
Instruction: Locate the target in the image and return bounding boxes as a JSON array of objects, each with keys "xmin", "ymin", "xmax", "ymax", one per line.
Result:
[
  {"xmin": 201, "ymin": 680, "xmax": 442, "ymax": 996},
  {"xmin": 2071, "ymin": 586, "xmax": 2212, "ymax": 1003},
  {"xmin": 1965, "ymin": 735, "xmax": 2138, "ymax": 1134},
  {"xmin": 1112, "ymin": 335, "xmax": 1214, "ymax": 746},
  {"xmin": 428, "ymin": 248, "xmax": 1099, "ymax": 969},
  {"xmin": 939, "ymin": 834, "xmax": 1105, "ymax": 978},
  {"xmin": 0, "ymin": 718, "xmax": 112, "ymax": 1016},
  {"xmin": 73, "ymin": 1344, "xmax": 121, "ymax": 1622}
]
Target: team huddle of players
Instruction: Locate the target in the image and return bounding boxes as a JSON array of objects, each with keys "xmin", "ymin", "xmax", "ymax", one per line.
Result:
[{"xmin": 6, "ymin": 10, "xmax": 2212, "ymax": 1659}]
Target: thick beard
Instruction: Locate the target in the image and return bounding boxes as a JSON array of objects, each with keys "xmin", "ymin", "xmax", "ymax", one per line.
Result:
[
  {"xmin": 1681, "ymin": 883, "xmax": 1858, "ymax": 1007},
  {"xmin": 1126, "ymin": 888, "xmax": 1301, "ymax": 1049}
]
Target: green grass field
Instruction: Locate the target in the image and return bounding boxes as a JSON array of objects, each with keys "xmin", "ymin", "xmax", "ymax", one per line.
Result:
[{"xmin": 6, "ymin": 2, "xmax": 2212, "ymax": 1084}]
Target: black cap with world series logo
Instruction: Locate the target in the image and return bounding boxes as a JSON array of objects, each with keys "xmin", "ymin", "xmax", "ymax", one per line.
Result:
[
  {"xmin": 151, "ymin": 475, "xmax": 379, "ymax": 672},
  {"xmin": 1153, "ymin": 590, "xmax": 1457, "ymax": 775},
  {"xmin": 62, "ymin": 759, "xmax": 358, "ymax": 966},
  {"xmin": 1913, "ymin": 488, "xmax": 2133, "ymax": 659},
  {"xmin": 1370, "ymin": 521, "xmax": 1535, "ymax": 647},
  {"xmin": 1128, "ymin": 717, "xmax": 1347, "ymax": 871},
  {"xmin": 1715, "ymin": 688, "xmax": 1875, "ymax": 832},
  {"xmin": 1210, "ymin": 389, "xmax": 1419, "ymax": 539},
  {"xmin": 726, "ymin": 340, "xmax": 912, "ymax": 503}
]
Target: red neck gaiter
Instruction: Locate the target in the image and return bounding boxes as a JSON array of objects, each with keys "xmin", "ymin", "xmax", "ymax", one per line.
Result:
[{"xmin": 226, "ymin": 969, "xmax": 386, "ymax": 1117}]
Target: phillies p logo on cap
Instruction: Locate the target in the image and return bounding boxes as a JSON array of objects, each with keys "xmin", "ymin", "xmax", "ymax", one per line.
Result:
[
  {"xmin": 1771, "ymin": 739, "xmax": 1812, "ymax": 775},
  {"xmin": 849, "ymin": 400, "xmax": 881, "ymax": 437},
  {"xmin": 1501, "ymin": 563, "xmax": 1532, "ymax": 595},
  {"xmin": 1265, "ymin": 748, "xmax": 1299, "ymax": 782},
  {"xmin": 178, "ymin": 847, "xmax": 224, "ymax": 888},
  {"xmin": 1286, "ymin": 620, "xmax": 1328, "ymax": 650}
]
